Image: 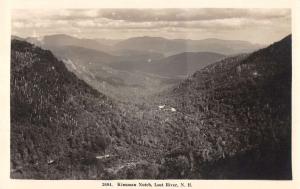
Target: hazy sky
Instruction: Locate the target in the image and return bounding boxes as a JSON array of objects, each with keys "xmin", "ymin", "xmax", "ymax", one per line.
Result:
[{"xmin": 11, "ymin": 9, "xmax": 291, "ymax": 44}]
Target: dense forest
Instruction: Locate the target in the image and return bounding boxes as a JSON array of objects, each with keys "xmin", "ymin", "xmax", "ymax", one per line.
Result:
[
  {"xmin": 10, "ymin": 35, "xmax": 291, "ymax": 179},
  {"xmin": 10, "ymin": 40, "xmax": 162, "ymax": 179},
  {"xmin": 155, "ymin": 35, "xmax": 292, "ymax": 179}
]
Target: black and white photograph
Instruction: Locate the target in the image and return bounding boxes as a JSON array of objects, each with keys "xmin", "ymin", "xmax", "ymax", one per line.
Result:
[{"xmin": 9, "ymin": 8, "xmax": 292, "ymax": 180}]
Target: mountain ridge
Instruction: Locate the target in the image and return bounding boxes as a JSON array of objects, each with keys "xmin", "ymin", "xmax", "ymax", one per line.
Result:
[
  {"xmin": 115, "ymin": 35, "xmax": 264, "ymax": 55},
  {"xmin": 10, "ymin": 39, "xmax": 159, "ymax": 179},
  {"xmin": 19, "ymin": 34, "xmax": 264, "ymax": 56},
  {"xmin": 157, "ymin": 34, "xmax": 291, "ymax": 179}
]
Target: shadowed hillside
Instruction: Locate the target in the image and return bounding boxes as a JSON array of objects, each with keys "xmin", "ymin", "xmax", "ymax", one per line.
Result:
[
  {"xmin": 156, "ymin": 35, "xmax": 291, "ymax": 179},
  {"xmin": 10, "ymin": 40, "xmax": 164, "ymax": 179}
]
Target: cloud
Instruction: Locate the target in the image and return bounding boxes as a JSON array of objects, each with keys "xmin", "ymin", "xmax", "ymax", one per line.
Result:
[
  {"xmin": 11, "ymin": 8, "xmax": 291, "ymax": 44},
  {"xmin": 12, "ymin": 9, "xmax": 290, "ymax": 22},
  {"xmin": 97, "ymin": 9, "xmax": 290, "ymax": 22}
]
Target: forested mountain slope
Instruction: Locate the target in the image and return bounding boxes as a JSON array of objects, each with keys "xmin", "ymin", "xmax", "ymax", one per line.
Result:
[
  {"xmin": 156, "ymin": 35, "xmax": 291, "ymax": 179},
  {"xmin": 10, "ymin": 40, "xmax": 165, "ymax": 179}
]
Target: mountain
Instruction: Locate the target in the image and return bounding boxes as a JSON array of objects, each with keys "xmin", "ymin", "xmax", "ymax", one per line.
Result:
[
  {"xmin": 43, "ymin": 34, "xmax": 111, "ymax": 52},
  {"xmin": 157, "ymin": 35, "xmax": 292, "ymax": 179},
  {"xmin": 38, "ymin": 39, "xmax": 226, "ymax": 99},
  {"xmin": 115, "ymin": 36, "xmax": 176, "ymax": 54},
  {"xmin": 180, "ymin": 38, "xmax": 263, "ymax": 55},
  {"xmin": 22, "ymin": 34, "xmax": 258, "ymax": 76},
  {"xmin": 44, "ymin": 45, "xmax": 179, "ymax": 100},
  {"xmin": 110, "ymin": 48, "xmax": 164, "ymax": 62},
  {"xmin": 109, "ymin": 51, "xmax": 226, "ymax": 78},
  {"xmin": 49, "ymin": 45, "xmax": 118, "ymax": 66},
  {"xmin": 42, "ymin": 35, "xmax": 165, "ymax": 64},
  {"xmin": 93, "ymin": 38, "xmax": 122, "ymax": 46},
  {"xmin": 25, "ymin": 34, "xmax": 263, "ymax": 56},
  {"xmin": 11, "ymin": 39, "xmax": 196, "ymax": 180},
  {"xmin": 38, "ymin": 37, "xmax": 226, "ymax": 99},
  {"xmin": 10, "ymin": 39, "xmax": 163, "ymax": 179},
  {"xmin": 114, "ymin": 36, "xmax": 264, "ymax": 55},
  {"xmin": 50, "ymin": 45, "xmax": 165, "ymax": 66},
  {"xmin": 11, "ymin": 35, "xmax": 25, "ymax": 40},
  {"xmin": 142, "ymin": 52, "xmax": 226, "ymax": 77}
]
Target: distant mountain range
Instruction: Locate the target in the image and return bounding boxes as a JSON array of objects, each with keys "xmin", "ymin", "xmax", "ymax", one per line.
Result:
[
  {"xmin": 43, "ymin": 44, "xmax": 183, "ymax": 99},
  {"xmin": 17, "ymin": 34, "xmax": 228, "ymax": 98},
  {"xmin": 43, "ymin": 34, "xmax": 111, "ymax": 52},
  {"xmin": 50, "ymin": 45, "xmax": 118, "ymax": 66},
  {"xmin": 114, "ymin": 36, "xmax": 264, "ymax": 55},
  {"xmin": 18, "ymin": 34, "xmax": 264, "ymax": 56},
  {"xmin": 13, "ymin": 34, "xmax": 265, "ymax": 81}
]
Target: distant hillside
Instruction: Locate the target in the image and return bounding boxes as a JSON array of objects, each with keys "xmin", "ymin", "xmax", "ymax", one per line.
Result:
[
  {"xmin": 115, "ymin": 36, "xmax": 264, "ymax": 55},
  {"xmin": 109, "ymin": 51, "xmax": 225, "ymax": 78},
  {"xmin": 23, "ymin": 34, "xmax": 261, "ymax": 75},
  {"xmin": 49, "ymin": 45, "xmax": 165, "ymax": 67},
  {"xmin": 43, "ymin": 45, "xmax": 179, "ymax": 100},
  {"xmin": 115, "ymin": 36, "xmax": 174, "ymax": 54},
  {"xmin": 26, "ymin": 35, "xmax": 164, "ymax": 62},
  {"xmin": 93, "ymin": 38, "xmax": 122, "ymax": 46},
  {"xmin": 110, "ymin": 48, "xmax": 164, "ymax": 62},
  {"xmin": 49, "ymin": 45, "xmax": 118, "ymax": 66},
  {"xmin": 158, "ymin": 35, "xmax": 291, "ymax": 179},
  {"xmin": 29, "ymin": 34, "xmax": 263, "ymax": 56},
  {"xmin": 43, "ymin": 34, "xmax": 111, "ymax": 52},
  {"xmin": 142, "ymin": 52, "xmax": 226, "ymax": 77},
  {"xmin": 11, "ymin": 35, "xmax": 25, "ymax": 41}
]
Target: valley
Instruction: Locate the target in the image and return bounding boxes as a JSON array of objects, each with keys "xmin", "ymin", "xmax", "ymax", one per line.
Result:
[{"xmin": 10, "ymin": 34, "xmax": 291, "ymax": 180}]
